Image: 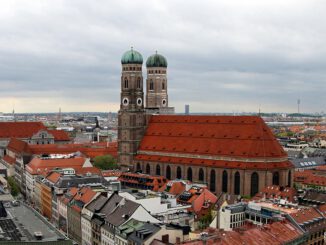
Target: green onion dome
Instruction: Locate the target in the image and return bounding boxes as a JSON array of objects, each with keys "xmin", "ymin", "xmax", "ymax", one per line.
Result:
[
  {"xmin": 121, "ymin": 48, "xmax": 143, "ymax": 65},
  {"xmin": 146, "ymin": 52, "xmax": 168, "ymax": 68}
]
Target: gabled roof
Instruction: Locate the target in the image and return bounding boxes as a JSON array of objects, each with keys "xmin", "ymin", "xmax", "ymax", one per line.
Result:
[
  {"xmin": 25, "ymin": 157, "xmax": 87, "ymax": 175},
  {"xmin": 48, "ymin": 130, "xmax": 70, "ymax": 141},
  {"xmin": 0, "ymin": 122, "xmax": 46, "ymax": 139},
  {"xmin": 7, "ymin": 138, "xmax": 31, "ymax": 154},
  {"xmin": 46, "ymin": 172, "xmax": 62, "ymax": 184},
  {"xmin": 290, "ymin": 207, "xmax": 323, "ymax": 224},
  {"xmin": 2, "ymin": 155, "xmax": 16, "ymax": 165},
  {"xmin": 139, "ymin": 115, "xmax": 286, "ymax": 159}
]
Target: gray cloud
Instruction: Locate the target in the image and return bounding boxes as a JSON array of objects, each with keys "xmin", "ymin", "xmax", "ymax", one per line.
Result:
[{"xmin": 0, "ymin": 0, "xmax": 325, "ymax": 113}]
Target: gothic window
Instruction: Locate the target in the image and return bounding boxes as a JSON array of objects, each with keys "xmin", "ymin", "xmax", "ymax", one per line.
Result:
[
  {"xmin": 136, "ymin": 163, "xmax": 141, "ymax": 172},
  {"xmin": 177, "ymin": 166, "xmax": 182, "ymax": 179},
  {"xmin": 166, "ymin": 165, "xmax": 171, "ymax": 179},
  {"xmin": 137, "ymin": 77, "xmax": 141, "ymax": 89},
  {"xmin": 187, "ymin": 167, "xmax": 192, "ymax": 181},
  {"xmin": 198, "ymin": 168, "xmax": 204, "ymax": 182},
  {"xmin": 162, "ymin": 80, "xmax": 165, "ymax": 90},
  {"xmin": 124, "ymin": 78, "xmax": 128, "ymax": 88},
  {"xmin": 210, "ymin": 170, "xmax": 216, "ymax": 192},
  {"xmin": 288, "ymin": 170, "xmax": 292, "ymax": 187},
  {"xmin": 222, "ymin": 170, "xmax": 228, "ymax": 193},
  {"xmin": 149, "ymin": 80, "xmax": 154, "ymax": 90},
  {"xmin": 251, "ymin": 172, "xmax": 259, "ymax": 197},
  {"xmin": 146, "ymin": 164, "xmax": 150, "ymax": 174},
  {"xmin": 234, "ymin": 171, "xmax": 240, "ymax": 195},
  {"xmin": 156, "ymin": 165, "xmax": 161, "ymax": 175},
  {"xmin": 272, "ymin": 172, "xmax": 279, "ymax": 186}
]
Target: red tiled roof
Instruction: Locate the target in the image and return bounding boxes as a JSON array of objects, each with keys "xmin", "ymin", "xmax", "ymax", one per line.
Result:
[
  {"xmin": 7, "ymin": 138, "xmax": 31, "ymax": 154},
  {"xmin": 254, "ymin": 185, "xmax": 297, "ymax": 202},
  {"xmin": 318, "ymin": 204, "xmax": 326, "ymax": 216},
  {"xmin": 73, "ymin": 187, "xmax": 96, "ymax": 204},
  {"xmin": 0, "ymin": 122, "xmax": 46, "ymax": 138},
  {"xmin": 290, "ymin": 207, "xmax": 322, "ymax": 224},
  {"xmin": 101, "ymin": 170, "xmax": 122, "ymax": 177},
  {"xmin": 74, "ymin": 167, "xmax": 101, "ymax": 175},
  {"xmin": 158, "ymin": 181, "xmax": 186, "ymax": 195},
  {"xmin": 46, "ymin": 172, "xmax": 62, "ymax": 184},
  {"xmin": 48, "ymin": 130, "xmax": 70, "ymax": 141},
  {"xmin": 304, "ymin": 174, "xmax": 326, "ymax": 187},
  {"xmin": 28, "ymin": 142, "xmax": 117, "ymax": 158},
  {"xmin": 26, "ymin": 157, "xmax": 87, "ymax": 175},
  {"xmin": 2, "ymin": 155, "xmax": 16, "ymax": 165},
  {"xmin": 183, "ymin": 220, "xmax": 303, "ymax": 245},
  {"xmin": 316, "ymin": 165, "xmax": 326, "ymax": 171},
  {"xmin": 139, "ymin": 115, "xmax": 287, "ymax": 160},
  {"xmin": 135, "ymin": 155, "xmax": 292, "ymax": 170}
]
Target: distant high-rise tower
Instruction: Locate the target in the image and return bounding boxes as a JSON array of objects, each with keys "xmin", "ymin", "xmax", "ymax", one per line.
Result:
[
  {"xmin": 297, "ymin": 99, "xmax": 300, "ymax": 114},
  {"xmin": 58, "ymin": 107, "xmax": 62, "ymax": 122},
  {"xmin": 118, "ymin": 48, "xmax": 146, "ymax": 170},
  {"xmin": 185, "ymin": 104, "xmax": 190, "ymax": 115}
]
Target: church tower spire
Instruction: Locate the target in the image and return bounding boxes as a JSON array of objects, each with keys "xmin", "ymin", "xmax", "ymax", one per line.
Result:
[
  {"xmin": 145, "ymin": 51, "xmax": 169, "ymax": 109},
  {"xmin": 118, "ymin": 48, "xmax": 145, "ymax": 170}
]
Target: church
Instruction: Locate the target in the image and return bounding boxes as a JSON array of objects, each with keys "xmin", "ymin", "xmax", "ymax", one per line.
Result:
[{"xmin": 117, "ymin": 48, "xmax": 294, "ymax": 197}]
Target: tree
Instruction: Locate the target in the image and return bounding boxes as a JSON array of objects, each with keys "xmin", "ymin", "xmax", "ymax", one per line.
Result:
[
  {"xmin": 7, "ymin": 177, "xmax": 20, "ymax": 197},
  {"xmin": 93, "ymin": 155, "xmax": 119, "ymax": 170}
]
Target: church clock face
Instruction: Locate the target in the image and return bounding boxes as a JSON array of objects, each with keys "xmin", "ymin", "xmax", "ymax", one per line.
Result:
[
  {"xmin": 122, "ymin": 97, "xmax": 129, "ymax": 106},
  {"xmin": 162, "ymin": 99, "xmax": 167, "ymax": 107},
  {"xmin": 137, "ymin": 98, "xmax": 143, "ymax": 106}
]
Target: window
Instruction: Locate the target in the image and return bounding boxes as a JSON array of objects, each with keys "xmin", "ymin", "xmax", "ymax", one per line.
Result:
[
  {"xmin": 166, "ymin": 165, "xmax": 171, "ymax": 179},
  {"xmin": 288, "ymin": 170, "xmax": 292, "ymax": 187},
  {"xmin": 124, "ymin": 78, "xmax": 128, "ymax": 88},
  {"xmin": 156, "ymin": 165, "xmax": 161, "ymax": 175},
  {"xmin": 222, "ymin": 170, "xmax": 228, "ymax": 193},
  {"xmin": 273, "ymin": 172, "xmax": 279, "ymax": 185},
  {"xmin": 137, "ymin": 77, "xmax": 141, "ymax": 89},
  {"xmin": 210, "ymin": 170, "xmax": 216, "ymax": 192},
  {"xmin": 149, "ymin": 80, "xmax": 154, "ymax": 90},
  {"xmin": 177, "ymin": 166, "xmax": 182, "ymax": 179},
  {"xmin": 234, "ymin": 171, "xmax": 240, "ymax": 195},
  {"xmin": 198, "ymin": 168, "xmax": 204, "ymax": 182},
  {"xmin": 251, "ymin": 172, "xmax": 259, "ymax": 196},
  {"xmin": 146, "ymin": 164, "xmax": 150, "ymax": 174},
  {"xmin": 187, "ymin": 167, "xmax": 192, "ymax": 181},
  {"xmin": 162, "ymin": 81, "xmax": 165, "ymax": 90}
]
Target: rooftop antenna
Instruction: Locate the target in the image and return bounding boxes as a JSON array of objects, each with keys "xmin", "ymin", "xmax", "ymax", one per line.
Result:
[{"xmin": 258, "ymin": 104, "xmax": 261, "ymax": 116}]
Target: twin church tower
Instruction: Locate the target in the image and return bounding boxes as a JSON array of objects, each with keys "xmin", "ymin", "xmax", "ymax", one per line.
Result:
[{"xmin": 118, "ymin": 48, "xmax": 174, "ymax": 169}]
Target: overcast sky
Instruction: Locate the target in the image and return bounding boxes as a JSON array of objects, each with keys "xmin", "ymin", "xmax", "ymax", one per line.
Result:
[{"xmin": 0, "ymin": 0, "xmax": 325, "ymax": 114}]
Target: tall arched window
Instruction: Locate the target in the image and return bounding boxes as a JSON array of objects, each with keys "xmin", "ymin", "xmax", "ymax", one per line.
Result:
[
  {"xmin": 166, "ymin": 165, "xmax": 171, "ymax": 179},
  {"xmin": 222, "ymin": 170, "xmax": 228, "ymax": 193},
  {"xmin": 149, "ymin": 80, "xmax": 154, "ymax": 90},
  {"xmin": 162, "ymin": 80, "xmax": 165, "ymax": 90},
  {"xmin": 124, "ymin": 78, "xmax": 128, "ymax": 88},
  {"xmin": 156, "ymin": 165, "xmax": 161, "ymax": 175},
  {"xmin": 234, "ymin": 172, "xmax": 240, "ymax": 195},
  {"xmin": 198, "ymin": 168, "xmax": 204, "ymax": 182},
  {"xmin": 187, "ymin": 167, "xmax": 192, "ymax": 181},
  {"xmin": 288, "ymin": 171, "xmax": 292, "ymax": 187},
  {"xmin": 146, "ymin": 164, "xmax": 150, "ymax": 174},
  {"xmin": 251, "ymin": 172, "xmax": 259, "ymax": 197},
  {"xmin": 272, "ymin": 172, "xmax": 279, "ymax": 186},
  {"xmin": 137, "ymin": 77, "xmax": 141, "ymax": 89},
  {"xmin": 210, "ymin": 170, "xmax": 216, "ymax": 192},
  {"xmin": 136, "ymin": 163, "xmax": 141, "ymax": 172},
  {"xmin": 177, "ymin": 167, "xmax": 182, "ymax": 179}
]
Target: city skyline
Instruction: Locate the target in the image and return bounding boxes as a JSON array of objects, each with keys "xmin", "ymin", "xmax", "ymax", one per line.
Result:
[{"xmin": 0, "ymin": 0, "xmax": 325, "ymax": 114}]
